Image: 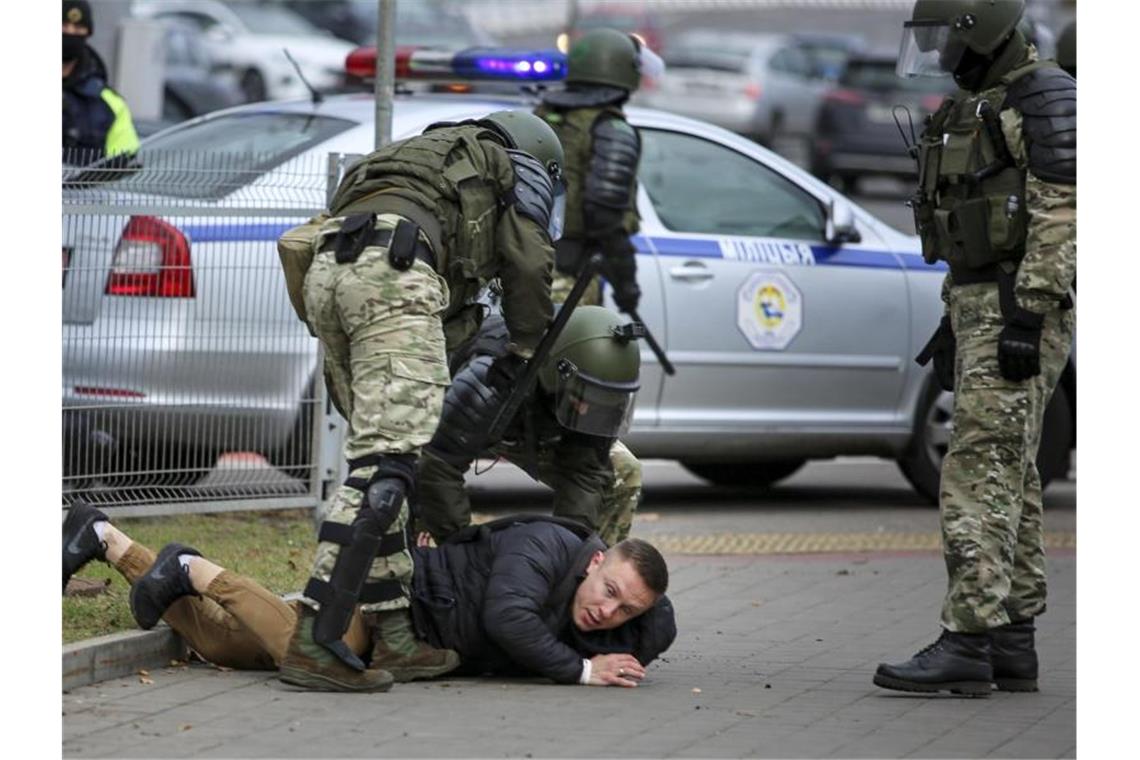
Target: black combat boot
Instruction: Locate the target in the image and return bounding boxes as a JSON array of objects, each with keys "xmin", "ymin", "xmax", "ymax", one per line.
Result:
[
  {"xmin": 129, "ymin": 543, "xmax": 201, "ymax": 629},
  {"xmin": 874, "ymin": 630, "xmax": 993, "ymax": 696},
  {"xmin": 63, "ymin": 498, "xmax": 109, "ymax": 594},
  {"xmin": 990, "ymin": 619, "xmax": 1038, "ymax": 692}
]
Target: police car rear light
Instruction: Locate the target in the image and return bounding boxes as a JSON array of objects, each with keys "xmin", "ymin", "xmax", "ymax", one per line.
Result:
[
  {"xmin": 106, "ymin": 216, "xmax": 195, "ymax": 298},
  {"xmin": 346, "ymin": 45, "xmax": 566, "ymax": 83}
]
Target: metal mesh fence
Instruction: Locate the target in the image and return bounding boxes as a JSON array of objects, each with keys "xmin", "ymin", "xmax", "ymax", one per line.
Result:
[{"xmin": 62, "ymin": 148, "xmax": 349, "ymax": 514}]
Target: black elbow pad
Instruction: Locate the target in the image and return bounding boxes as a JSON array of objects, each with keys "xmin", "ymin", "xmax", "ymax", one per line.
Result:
[
  {"xmin": 585, "ymin": 117, "xmax": 640, "ymax": 211},
  {"xmin": 1006, "ymin": 66, "xmax": 1076, "ymax": 185}
]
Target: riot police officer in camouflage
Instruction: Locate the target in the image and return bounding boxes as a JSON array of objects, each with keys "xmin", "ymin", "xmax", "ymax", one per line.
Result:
[
  {"xmin": 277, "ymin": 111, "xmax": 563, "ymax": 692},
  {"xmin": 875, "ymin": 0, "xmax": 1075, "ymax": 697},
  {"xmin": 417, "ymin": 306, "xmax": 644, "ymax": 547}
]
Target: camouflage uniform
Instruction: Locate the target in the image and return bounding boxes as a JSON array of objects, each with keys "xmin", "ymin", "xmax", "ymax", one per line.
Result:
[
  {"xmin": 300, "ymin": 124, "xmax": 555, "ymax": 615},
  {"xmin": 930, "ymin": 47, "xmax": 1077, "ymax": 633}
]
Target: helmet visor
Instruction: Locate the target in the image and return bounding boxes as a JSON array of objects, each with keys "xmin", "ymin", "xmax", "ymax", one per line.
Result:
[
  {"xmin": 636, "ymin": 44, "xmax": 666, "ymax": 83},
  {"xmin": 552, "ymin": 362, "xmax": 639, "ymax": 437},
  {"xmin": 897, "ymin": 20, "xmax": 964, "ymax": 78},
  {"xmin": 549, "ymin": 178, "xmax": 566, "ymax": 241}
]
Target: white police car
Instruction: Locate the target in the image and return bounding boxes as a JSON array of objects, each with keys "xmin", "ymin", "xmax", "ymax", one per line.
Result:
[{"xmin": 61, "ymin": 47, "xmax": 1074, "ymax": 504}]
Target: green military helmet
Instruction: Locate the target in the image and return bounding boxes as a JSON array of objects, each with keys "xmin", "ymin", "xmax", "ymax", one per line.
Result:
[
  {"xmin": 482, "ymin": 109, "xmax": 565, "ymax": 179},
  {"xmin": 1056, "ymin": 21, "xmax": 1075, "ymax": 77},
  {"xmin": 897, "ymin": 0, "xmax": 1025, "ymax": 78},
  {"xmin": 538, "ymin": 305, "xmax": 641, "ymax": 438},
  {"xmin": 566, "ymin": 28, "xmax": 642, "ymax": 92}
]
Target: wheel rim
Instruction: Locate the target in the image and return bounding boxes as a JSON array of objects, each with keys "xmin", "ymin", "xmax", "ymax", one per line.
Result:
[{"xmin": 923, "ymin": 391, "xmax": 955, "ymax": 469}]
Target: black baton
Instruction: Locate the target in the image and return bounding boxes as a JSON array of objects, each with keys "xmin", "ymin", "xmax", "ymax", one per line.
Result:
[{"xmin": 626, "ymin": 307, "xmax": 675, "ymax": 376}]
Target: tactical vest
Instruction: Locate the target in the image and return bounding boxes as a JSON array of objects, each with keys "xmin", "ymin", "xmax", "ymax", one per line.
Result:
[
  {"xmin": 327, "ymin": 125, "xmax": 517, "ymax": 345},
  {"xmin": 533, "ymin": 104, "xmax": 640, "ymax": 241},
  {"xmin": 913, "ymin": 60, "xmax": 1053, "ymax": 274},
  {"xmin": 63, "ymin": 76, "xmax": 115, "ymax": 154}
]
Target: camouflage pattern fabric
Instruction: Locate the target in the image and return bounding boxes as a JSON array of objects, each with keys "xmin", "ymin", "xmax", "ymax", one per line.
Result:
[
  {"xmin": 595, "ymin": 440, "xmax": 641, "ymax": 545},
  {"xmin": 939, "ymin": 282, "xmax": 1074, "ymax": 632},
  {"xmin": 551, "ymin": 269, "xmax": 602, "ymax": 307},
  {"xmin": 301, "ymin": 213, "xmax": 450, "ymax": 612}
]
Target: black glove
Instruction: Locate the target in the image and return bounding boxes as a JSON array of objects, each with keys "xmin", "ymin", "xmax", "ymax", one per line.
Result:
[
  {"xmin": 427, "ymin": 355, "xmax": 512, "ymax": 467},
  {"xmin": 486, "ymin": 352, "xmax": 526, "ymax": 393},
  {"xmin": 998, "ymin": 308, "xmax": 1044, "ymax": 382},
  {"xmin": 915, "ymin": 315, "xmax": 956, "ymax": 392},
  {"xmin": 600, "ymin": 235, "xmax": 640, "ymax": 315}
]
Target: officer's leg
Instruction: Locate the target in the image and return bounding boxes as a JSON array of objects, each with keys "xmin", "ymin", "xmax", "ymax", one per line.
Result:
[
  {"xmin": 415, "ymin": 449, "xmax": 474, "ymax": 542},
  {"xmin": 531, "ymin": 444, "xmax": 608, "ymax": 534},
  {"xmin": 597, "ymin": 440, "xmax": 642, "ymax": 546},
  {"xmin": 940, "ymin": 285, "xmax": 1028, "ymax": 634}
]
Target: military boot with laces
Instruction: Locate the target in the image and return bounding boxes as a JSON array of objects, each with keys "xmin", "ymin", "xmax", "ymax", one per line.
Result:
[
  {"xmin": 279, "ymin": 606, "xmax": 394, "ymax": 692},
  {"xmin": 62, "ymin": 498, "xmax": 109, "ymax": 594},
  {"xmin": 366, "ymin": 608, "xmax": 461, "ymax": 682},
  {"xmin": 874, "ymin": 629, "xmax": 993, "ymax": 696},
  {"xmin": 989, "ymin": 619, "xmax": 1039, "ymax": 692},
  {"xmin": 130, "ymin": 543, "xmax": 202, "ymax": 629}
]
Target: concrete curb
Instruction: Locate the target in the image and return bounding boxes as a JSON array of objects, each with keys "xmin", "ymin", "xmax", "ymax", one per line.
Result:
[{"xmin": 64, "ymin": 627, "xmax": 187, "ymax": 692}]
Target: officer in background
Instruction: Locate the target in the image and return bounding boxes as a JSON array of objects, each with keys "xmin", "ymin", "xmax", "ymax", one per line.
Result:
[
  {"xmin": 875, "ymin": 0, "xmax": 1075, "ymax": 696},
  {"xmin": 1056, "ymin": 22, "xmax": 1075, "ymax": 78},
  {"xmin": 417, "ymin": 306, "xmax": 644, "ymax": 547},
  {"xmin": 278, "ymin": 111, "xmax": 563, "ymax": 692},
  {"xmin": 531, "ymin": 28, "xmax": 666, "ymax": 541},
  {"xmin": 62, "ymin": 0, "xmax": 139, "ymax": 163}
]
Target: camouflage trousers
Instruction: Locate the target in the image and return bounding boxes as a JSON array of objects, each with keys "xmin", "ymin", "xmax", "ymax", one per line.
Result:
[
  {"xmin": 551, "ymin": 269, "xmax": 602, "ymax": 307},
  {"xmin": 940, "ymin": 282, "xmax": 1074, "ymax": 632},
  {"xmin": 302, "ymin": 215, "xmax": 451, "ymax": 612},
  {"xmin": 595, "ymin": 440, "xmax": 642, "ymax": 545}
]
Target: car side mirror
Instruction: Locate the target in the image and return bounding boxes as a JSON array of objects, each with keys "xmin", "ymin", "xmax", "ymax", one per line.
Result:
[{"xmin": 825, "ymin": 197, "xmax": 861, "ymax": 246}]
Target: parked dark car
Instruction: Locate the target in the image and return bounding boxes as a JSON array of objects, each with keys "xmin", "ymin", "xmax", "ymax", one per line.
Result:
[
  {"xmin": 790, "ymin": 32, "xmax": 866, "ymax": 82},
  {"xmin": 810, "ymin": 52, "xmax": 952, "ymax": 194}
]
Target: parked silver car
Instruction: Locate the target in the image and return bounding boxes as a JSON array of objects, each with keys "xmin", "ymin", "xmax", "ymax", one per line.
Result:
[
  {"xmin": 636, "ymin": 31, "xmax": 836, "ymax": 146},
  {"xmin": 62, "ymin": 89, "xmax": 1074, "ymax": 503}
]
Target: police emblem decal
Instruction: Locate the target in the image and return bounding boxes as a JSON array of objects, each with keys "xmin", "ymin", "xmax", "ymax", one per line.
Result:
[{"xmin": 736, "ymin": 271, "xmax": 803, "ymax": 350}]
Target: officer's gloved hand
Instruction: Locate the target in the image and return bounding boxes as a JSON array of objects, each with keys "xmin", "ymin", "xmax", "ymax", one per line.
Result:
[
  {"xmin": 998, "ymin": 308, "xmax": 1045, "ymax": 382},
  {"xmin": 915, "ymin": 315, "xmax": 956, "ymax": 392},
  {"xmin": 601, "ymin": 236, "xmax": 640, "ymax": 314},
  {"xmin": 486, "ymin": 353, "xmax": 527, "ymax": 394}
]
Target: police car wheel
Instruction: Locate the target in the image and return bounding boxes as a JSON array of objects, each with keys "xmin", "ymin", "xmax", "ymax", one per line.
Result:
[
  {"xmin": 898, "ymin": 379, "xmax": 1073, "ymax": 506},
  {"xmin": 680, "ymin": 460, "xmax": 806, "ymax": 488}
]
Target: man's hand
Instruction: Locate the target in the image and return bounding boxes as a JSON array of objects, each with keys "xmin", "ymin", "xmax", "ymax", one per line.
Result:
[
  {"xmin": 600, "ymin": 235, "xmax": 640, "ymax": 315},
  {"xmin": 486, "ymin": 353, "xmax": 526, "ymax": 394},
  {"xmin": 587, "ymin": 653, "xmax": 645, "ymax": 687},
  {"xmin": 998, "ymin": 309, "xmax": 1044, "ymax": 382}
]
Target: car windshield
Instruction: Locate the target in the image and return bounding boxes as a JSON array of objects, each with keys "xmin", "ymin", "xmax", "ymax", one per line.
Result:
[
  {"xmin": 85, "ymin": 112, "xmax": 354, "ymax": 200},
  {"xmin": 842, "ymin": 61, "xmax": 949, "ymax": 92},
  {"xmin": 351, "ymin": 0, "xmax": 492, "ymax": 47},
  {"xmin": 227, "ymin": 4, "xmax": 319, "ymax": 36}
]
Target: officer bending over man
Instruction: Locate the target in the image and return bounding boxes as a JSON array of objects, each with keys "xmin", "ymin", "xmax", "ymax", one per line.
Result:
[{"xmin": 63, "ymin": 500, "xmax": 676, "ymax": 691}]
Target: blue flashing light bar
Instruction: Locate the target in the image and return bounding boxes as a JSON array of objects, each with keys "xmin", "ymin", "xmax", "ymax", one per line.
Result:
[{"xmin": 451, "ymin": 48, "xmax": 567, "ymax": 81}]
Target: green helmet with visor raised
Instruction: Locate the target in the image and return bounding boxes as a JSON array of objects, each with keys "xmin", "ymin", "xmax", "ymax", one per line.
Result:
[
  {"xmin": 897, "ymin": 0, "xmax": 1025, "ymax": 79},
  {"xmin": 537, "ymin": 305, "xmax": 641, "ymax": 438}
]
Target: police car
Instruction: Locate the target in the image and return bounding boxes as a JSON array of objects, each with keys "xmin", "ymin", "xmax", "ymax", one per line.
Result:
[{"xmin": 61, "ymin": 46, "xmax": 1074, "ymax": 504}]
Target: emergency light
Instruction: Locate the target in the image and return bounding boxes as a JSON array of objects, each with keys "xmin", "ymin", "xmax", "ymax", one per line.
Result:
[{"xmin": 346, "ymin": 46, "xmax": 567, "ymax": 83}]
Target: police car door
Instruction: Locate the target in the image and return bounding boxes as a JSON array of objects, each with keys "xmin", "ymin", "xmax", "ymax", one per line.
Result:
[{"xmin": 631, "ymin": 126, "xmax": 909, "ymax": 439}]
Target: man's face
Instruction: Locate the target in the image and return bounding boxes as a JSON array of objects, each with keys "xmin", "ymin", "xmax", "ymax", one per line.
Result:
[{"xmin": 570, "ymin": 551, "xmax": 657, "ymax": 632}]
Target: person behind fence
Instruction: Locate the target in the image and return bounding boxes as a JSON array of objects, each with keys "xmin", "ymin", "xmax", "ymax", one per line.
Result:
[
  {"xmin": 274, "ymin": 111, "xmax": 563, "ymax": 692},
  {"xmin": 62, "ymin": 0, "xmax": 140, "ymax": 163},
  {"xmin": 417, "ymin": 306, "xmax": 642, "ymax": 547},
  {"xmin": 63, "ymin": 500, "xmax": 676, "ymax": 690},
  {"xmin": 875, "ymin": 0, "xmax": 1075, "ymax": 697}
]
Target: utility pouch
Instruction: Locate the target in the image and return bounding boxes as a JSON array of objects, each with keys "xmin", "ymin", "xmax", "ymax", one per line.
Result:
[
  {"xmin": 333, "ymin": 212, "xmax": 376, "ymax": 264},
  {"xmin": 984, "ymin": 168, "xmax": 1028, "ymax": 252},
  {"xmin": 934, "ymin": 198, "xmax": 992, "ymax": 269},
  {"xmin": 387, "ymin": 219, "xmax": 421, "ymax": 272},
  {"xmin": 910, "ymin": 196, "xmax": 941, "ymax": 265},
  {"xmin": 276, "ymin": 212, "xmax": 330, "ymax": 328}
]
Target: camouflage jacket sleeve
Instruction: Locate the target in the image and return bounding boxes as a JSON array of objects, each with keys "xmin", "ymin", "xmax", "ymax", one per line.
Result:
[
  {"xmin": 495, "ymin": 206, "xmax": 555, "ymax": 358},
  {"xmin": 1001, "ymin": 109, "xmax": 1077, "ymax": 313}
]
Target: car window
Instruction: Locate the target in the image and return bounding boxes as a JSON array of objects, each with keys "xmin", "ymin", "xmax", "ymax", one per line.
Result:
[
  {"xmin": 99, "ymin": 113, "xmax": 355, "ymax": 200},
  {"xmin": 160, "ymin": 11, "xmax": 218, "ymax": 33},
  {"xmin": 770, "ymin": 47, "xmax": 811, "ymax": 78},
  {"xmin": 227, "ymin": 4, "xmax": 319, "ymax": 35},
  {"xmin": 639, "ymin": 129, "xmax": 826, "ymax": 241}
]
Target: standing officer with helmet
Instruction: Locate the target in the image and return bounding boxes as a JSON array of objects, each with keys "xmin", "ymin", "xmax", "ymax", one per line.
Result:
[
  {"xmin": 276, "ymin": 111, "xmax": 564, "ymax": 692},
  {"xmin": 875, "ymin": 0, "xmax": 1075, "ymax": 696},
  {"xmin": 417, "ymin": 305, "xmax": 644, "ymax": 547},
  {"xmin": 529, "ymin": 28, "xmax": 666, "ymax": 540}
]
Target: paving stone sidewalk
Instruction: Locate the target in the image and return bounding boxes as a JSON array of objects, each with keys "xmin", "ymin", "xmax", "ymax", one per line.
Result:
[{"xmin": 62, "ymin": 550, "xmax": 1075, "ymax": 759}]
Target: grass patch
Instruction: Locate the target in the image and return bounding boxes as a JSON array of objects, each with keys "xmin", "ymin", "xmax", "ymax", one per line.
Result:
[{"xmin": 63, "ymin": 510, "xmax": 315, "ymax": 644}]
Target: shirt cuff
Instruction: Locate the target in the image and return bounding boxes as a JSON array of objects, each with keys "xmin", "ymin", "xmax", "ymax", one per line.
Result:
[{"xmin": 578, "ymin": 658, "xmax": 592, "ymax": 685}]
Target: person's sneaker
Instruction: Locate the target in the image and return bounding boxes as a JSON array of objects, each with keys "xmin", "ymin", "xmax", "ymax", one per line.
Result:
[
  {"xmin": 874, "ymin": 630, "xmax": 993, "ymax": 697},
  {"xmin": 367, "ymin": 609, "xmax": 461, "ymax": 682},
  {"xmin": 990, "ymin": 618, "xmax": 1039, "ymax": 692},
  {"xmin": 62, "ymin": 499, "xmax": 109, "ymax": 594},
  {"xmin": 129, "ymin": 543, "xmax": 201, "ymax": 629},
  {"xmin": 279, "ymin": 607, "xmax": 394, "ymax": 692}
]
